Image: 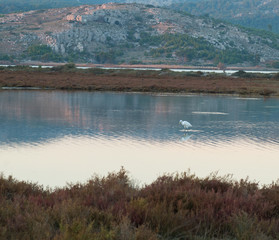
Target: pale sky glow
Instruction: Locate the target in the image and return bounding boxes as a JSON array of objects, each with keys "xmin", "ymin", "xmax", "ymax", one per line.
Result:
[{"xmin": 1, "ymin": 136, "xmax": 278, "ymax": 188}]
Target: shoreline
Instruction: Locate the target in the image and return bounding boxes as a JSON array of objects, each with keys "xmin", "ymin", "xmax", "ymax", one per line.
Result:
[
  {"xmin": 3, "ymin": 60, "xmax": 279, "ymax": 71},
  {"xmin": 1, "ymin": 66, "xmax": 279, "ymax": 96}
]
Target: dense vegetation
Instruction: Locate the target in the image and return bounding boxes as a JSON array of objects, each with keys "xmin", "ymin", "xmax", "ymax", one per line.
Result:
[
  {"xmin": 95, "ymin": 49, "xmax": 124, "ymax": 64},
  {"xmin": 140, "ymin": 33, "xmax": 259, "ymax": 65},
  {"xmin": 0, "ymin": 44, "xmax": 92, "ymax": 63},
  {"xmin": 0, "ymin": 54, "xmax": 14, "ymax": 62},
  {"xmin": 0, "ymin": 168, "xmax": 279, "ymax": 239},
  {"xmin": 24, "ymin": 44, "xmax": 63, "ymax": 62},
  {"xmin": 2, "ymin": 36, "xmax": 259, "ymax": 65},
  {"xmin": 14, "ymin": 35, "xmax": 261, "ymax": 65}
]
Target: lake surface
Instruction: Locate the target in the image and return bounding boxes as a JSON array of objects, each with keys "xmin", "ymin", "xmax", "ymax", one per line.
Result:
[{"xmin": 0, "ymin": 91, "xmax": 278, "ymax": 188}]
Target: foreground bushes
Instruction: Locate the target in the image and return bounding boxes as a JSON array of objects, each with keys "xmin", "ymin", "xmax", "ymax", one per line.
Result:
[{"xmin": 0, "ymin": 169, "xmax": 279, "ymax": 239}]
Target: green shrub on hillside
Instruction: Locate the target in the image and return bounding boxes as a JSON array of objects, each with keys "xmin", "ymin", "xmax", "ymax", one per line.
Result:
[
  {"xmin": 95, "ymin": 50, "xmax": 124, "ymax": 64},
  {"xmin": 26, "ymin": 44, "xmax": 63, "ymax": 62},
  {"xmin": 273, "ymin": 72, "xmax": 279, "ymax": 79},
  {"xmin": 0, "ymin": 54, "xmax": 14, "ymax": 62},
  {"xmin": 141, "ymin": 33, "xmax": 259, "ymax": 65},
  {"xmin": 270, "ymin": 61, "xmax": 279, "ymax": 69}
]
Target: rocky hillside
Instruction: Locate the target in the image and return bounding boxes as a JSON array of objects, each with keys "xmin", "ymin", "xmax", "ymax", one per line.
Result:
[
  {"xmin": 171, "ymin": 0, "xmax": 279, "ymax": 33},
  {"xmin": 1, "ymin": 3, "xmax": 279, "ymax": 66}
]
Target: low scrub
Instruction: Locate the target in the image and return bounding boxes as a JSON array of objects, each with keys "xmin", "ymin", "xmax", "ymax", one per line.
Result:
[
  {"xmin": 51, "ymin": 63, "xmax": 76, "ymax": 72},
  {"xmin": 273, "ymin": 72, "xmax": 279, "ymax": 79},
  {"xmin": 232, "ymin": 70, "xmax": 273, "ymax": 78},
  {"xmin": 0, "ymin": 169, "xmax": 279, "ymax": 239}
]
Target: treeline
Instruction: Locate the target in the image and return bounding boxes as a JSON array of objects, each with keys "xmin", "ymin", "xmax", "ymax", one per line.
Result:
[
  {"xmin": 0, "ymin": 45, "xmax": 67, "ymax": 63},
  {"xmin": 141, "ymin": 33, "xmax": 259, "ymax": 64},
  {"xmin": 0, "ymin": 37, "xmax": 266, "ymax": 65},
  {"xmin": 0, "ymin": 44, "xmax": 126, "ymax": 64},
  {"xmin": 8, "ymin": 44, "xmax": 89, "ymax": 63},
  {"xmin": 24, "ymin": 44, "xmax": 63, "ymax": 62},
  {"xmin": 0, "ymin": 40, "xmax": 260, "ymax": 65},
  {"xmin": 0, "ymin": 54, "xmax": 14, "ymax": 62},
  {"xmin": 95, "ymin": 49, "xmax": 124, "ymax": 64},
  {"xmin": 0, "ymin": 168, "xmax": 279, "ymax": 239}
]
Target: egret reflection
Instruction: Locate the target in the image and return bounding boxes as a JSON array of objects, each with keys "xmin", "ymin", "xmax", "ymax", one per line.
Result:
[{"xmin": 181, "ymin": 133, "xmax": 192, "ymax": 142}]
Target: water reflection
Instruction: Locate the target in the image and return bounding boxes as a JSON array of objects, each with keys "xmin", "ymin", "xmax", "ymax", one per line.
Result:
[
  {"xmin": 0, "ymin": 91, "xmax": 279, "ymax": 146},
  {"xmin": 1, "ymin": 135, "xmax": 278, "ymax": 188},
  {"xmin": 0, "ymin": 91, "xmax": 279, "ymax": 187},
  {"xmin": 180, "ymin": 133, "xmax": 192, "ymax": 142}
]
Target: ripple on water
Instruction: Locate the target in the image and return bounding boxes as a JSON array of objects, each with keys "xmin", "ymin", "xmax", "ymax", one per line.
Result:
[
  {"xmin": 234, "ymin": 97, "xmax": 261, "ymax": 101},
  {"xmin": 192, "ymin": 111, "xmax": 229, "ymax": 115}
]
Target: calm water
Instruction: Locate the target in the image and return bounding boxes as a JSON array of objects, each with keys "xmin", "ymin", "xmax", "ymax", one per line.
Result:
[{"xmin": 0, "ymin": 91, "xmax": 279, "ymax": 187}]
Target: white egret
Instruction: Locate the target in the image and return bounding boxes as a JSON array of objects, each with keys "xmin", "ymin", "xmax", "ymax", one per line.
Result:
[{"xmin": 179, "ymin": 120, "xmax": 192, "ymax": 130}]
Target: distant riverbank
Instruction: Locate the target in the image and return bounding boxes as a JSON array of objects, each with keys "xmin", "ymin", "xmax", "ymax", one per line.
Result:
[
  {"xmin": 1, "ymin": 64, "xmax": 279, "ymax": 96},
  {"xmin": 2, "ymin": 61, "xmax": 279, "ymax": 72}
]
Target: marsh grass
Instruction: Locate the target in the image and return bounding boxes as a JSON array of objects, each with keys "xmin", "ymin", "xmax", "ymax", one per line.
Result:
[
  {"xmin": 1, "ymin": 64, "xmax": 279, "ymax": 96},
  {"xmin": 0, "ymin": 169, "xmax": 279, "ymax": 239},
  {"xmin": 232, "ymin": 70, "xmax": 273, "ymax": 79}
]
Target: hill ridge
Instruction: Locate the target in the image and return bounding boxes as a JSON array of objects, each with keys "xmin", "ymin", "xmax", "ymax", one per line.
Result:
[{"xmin": 1, "ymin": 3, "xmax": 279, "ymax": 67}]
